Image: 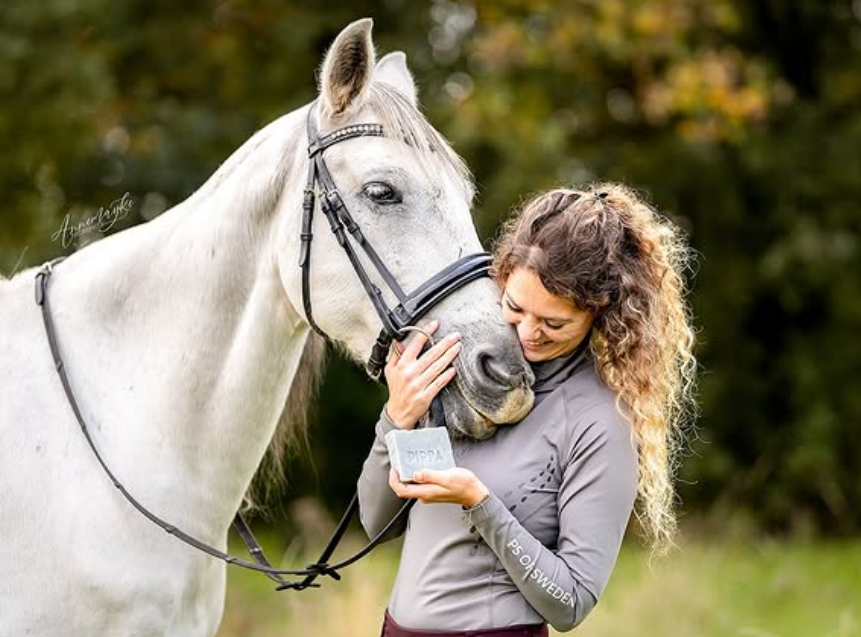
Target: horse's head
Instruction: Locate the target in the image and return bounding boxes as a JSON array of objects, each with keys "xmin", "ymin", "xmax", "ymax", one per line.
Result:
[{"xmin": 278, "ymin": 19, "xmax": 533, "ymax": 440}]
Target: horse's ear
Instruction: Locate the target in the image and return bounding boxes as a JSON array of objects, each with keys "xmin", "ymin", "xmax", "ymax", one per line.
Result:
[
  {"xmin": 375, "ymin": 52, "xmax": 418, "ymax": 107},
  {"xmin": 319, "ymin": 18, "xmax": 376, "ymax": 120}
]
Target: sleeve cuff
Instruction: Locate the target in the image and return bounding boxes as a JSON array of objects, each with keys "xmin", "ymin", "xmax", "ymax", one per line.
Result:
[
  {"xmin": 462, "ymin": 492, "xmax": 501, "ymax": 525},
  {"xmin": 376, "ymin": 406, "xmax": 401, "ymax": 441}
]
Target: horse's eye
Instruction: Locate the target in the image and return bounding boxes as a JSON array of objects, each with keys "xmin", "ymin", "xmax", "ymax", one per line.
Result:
[{"xmin": 363, "ymin": 182, "xmax": 402, "ymax": 205}]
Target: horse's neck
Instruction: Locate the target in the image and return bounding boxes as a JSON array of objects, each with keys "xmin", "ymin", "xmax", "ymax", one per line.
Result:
[{"xmin": 48, "ymin": 111, "xmax": 308, "ymax": 538}]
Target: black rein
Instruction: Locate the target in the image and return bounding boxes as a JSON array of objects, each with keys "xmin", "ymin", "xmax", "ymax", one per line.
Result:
[{"xmin": 35, "ymin": 256, "xmax": 415, "ymax": 591}]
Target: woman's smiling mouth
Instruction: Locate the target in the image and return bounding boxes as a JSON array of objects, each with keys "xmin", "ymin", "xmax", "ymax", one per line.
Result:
[{"xmin": 521, "ymin": 339, "xmax": 549, "ymax": 351}]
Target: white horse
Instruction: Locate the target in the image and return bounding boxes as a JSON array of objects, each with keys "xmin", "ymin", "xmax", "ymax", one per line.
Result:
[{"xmin": 0, "ymin": 19, "xmax": 534, "ymax": 637}]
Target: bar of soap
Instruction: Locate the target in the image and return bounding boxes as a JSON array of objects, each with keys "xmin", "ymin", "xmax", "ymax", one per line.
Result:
[{"xmin": 385, "ymin": 427, "xmax": 456, "ymax": 483}]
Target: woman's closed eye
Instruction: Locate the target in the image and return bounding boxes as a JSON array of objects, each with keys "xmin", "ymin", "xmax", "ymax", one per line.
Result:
[
  {"xmin": 505, "ymin": 298, "xmax": 566, "ymax": 330},
  {"xmin": 504, "ymin": 298, "xmax": 521, "ymax": 314}
]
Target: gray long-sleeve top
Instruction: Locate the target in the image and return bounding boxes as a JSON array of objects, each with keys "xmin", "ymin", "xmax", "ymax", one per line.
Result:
[{"xmin": 357, "ymin": 344, "xmax": 638, "ymax": 632}]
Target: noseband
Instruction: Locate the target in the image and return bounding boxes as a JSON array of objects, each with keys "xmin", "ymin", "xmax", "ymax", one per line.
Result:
[{"xmin": 299, "ymin": 103, "xmax": 492, "ymax": 378}]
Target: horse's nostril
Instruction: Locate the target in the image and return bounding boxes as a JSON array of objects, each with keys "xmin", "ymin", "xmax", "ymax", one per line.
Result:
[
  {"xmin": 478, "ymin": 352, "xmax": 505, "ymax": 386},
  {"xmin": 475, "ymin": 348, "xmax": 527, "ymax": 390}
]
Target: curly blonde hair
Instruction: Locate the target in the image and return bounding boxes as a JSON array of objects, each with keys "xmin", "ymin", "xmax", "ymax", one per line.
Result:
[{"xmin": 492, "ymin": 184, "xmax": 697, "ymax": 553}]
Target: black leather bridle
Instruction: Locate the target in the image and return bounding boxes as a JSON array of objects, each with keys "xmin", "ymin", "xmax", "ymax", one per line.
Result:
[
  {"xmin": 32, "ymin": 103, "xmax": 493, "ymax": 592},
  {"xmin": 300, "ymin": 102, "xmax": 492, "ymax": 378}
]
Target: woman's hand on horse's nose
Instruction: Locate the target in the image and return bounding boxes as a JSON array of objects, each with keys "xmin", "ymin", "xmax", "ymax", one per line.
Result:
[{"xmin": 384, "ymin": 321, "xmax": 462, "ymax": 430}]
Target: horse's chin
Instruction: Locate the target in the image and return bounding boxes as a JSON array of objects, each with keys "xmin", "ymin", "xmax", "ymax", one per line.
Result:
[{"xmin": 441, "ymin": 384, "xmax": 534, "ymax": 441}]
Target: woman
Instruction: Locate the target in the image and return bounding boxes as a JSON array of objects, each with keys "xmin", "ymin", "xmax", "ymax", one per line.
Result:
[{"xmin": 358, "ymin": 184, "xmax": 697, "ymax": 636}]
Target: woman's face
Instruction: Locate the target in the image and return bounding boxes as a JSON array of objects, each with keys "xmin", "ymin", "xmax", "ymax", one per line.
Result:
[{"xmin": 501, "ymin": 267, "xmax": 594, "ymax": 363}]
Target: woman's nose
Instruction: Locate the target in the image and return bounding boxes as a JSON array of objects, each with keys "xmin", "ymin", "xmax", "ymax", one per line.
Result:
[{"xmin": 517, "ymin": 320, "xmax": 542, "ymax": 342}]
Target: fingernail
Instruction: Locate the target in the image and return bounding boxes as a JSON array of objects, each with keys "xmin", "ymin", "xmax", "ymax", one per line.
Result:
[{"xmin": 413, "ymin": 472, "xmax": 423, "ymax": 481}]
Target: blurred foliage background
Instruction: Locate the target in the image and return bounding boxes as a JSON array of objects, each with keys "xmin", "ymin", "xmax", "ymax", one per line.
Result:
[{"xmin": 2, "ymin": 0, "xmax": 860, "ymax": 631}]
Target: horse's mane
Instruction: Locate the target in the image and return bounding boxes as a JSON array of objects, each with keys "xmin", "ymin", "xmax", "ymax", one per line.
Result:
[{"xmin": 245, "ymin": 79, "xmax": 472, "ymax": 510}]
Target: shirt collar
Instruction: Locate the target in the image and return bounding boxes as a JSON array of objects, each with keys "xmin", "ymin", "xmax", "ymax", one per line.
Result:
[{"xmin": 529, "ymin": 334, "xmax": 592, "ymax": 406}]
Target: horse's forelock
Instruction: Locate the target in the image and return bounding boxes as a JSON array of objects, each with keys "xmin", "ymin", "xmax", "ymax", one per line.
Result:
[{"xmin": 365, "ymin": 82, "xmax": 474, "ymax": 202}]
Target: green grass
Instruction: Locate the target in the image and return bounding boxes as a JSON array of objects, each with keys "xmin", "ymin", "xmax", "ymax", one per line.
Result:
[{"xmin": 218, "ymin": 535, "xmax": 861, "ymax": 637}]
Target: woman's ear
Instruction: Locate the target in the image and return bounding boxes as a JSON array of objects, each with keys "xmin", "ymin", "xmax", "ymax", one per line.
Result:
[
  {"xmin": 374, "ymin": 51, "xmax": 418, "ymax": 107},
  {"xmin": 319, "ymin": 18, "xmax": 376, "ymax": 121}
]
